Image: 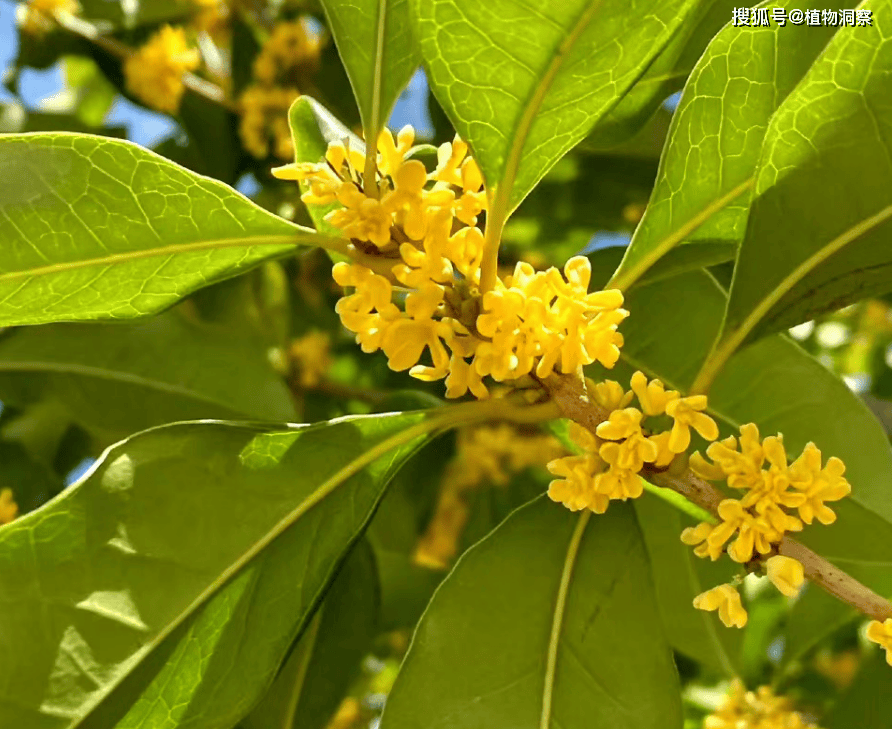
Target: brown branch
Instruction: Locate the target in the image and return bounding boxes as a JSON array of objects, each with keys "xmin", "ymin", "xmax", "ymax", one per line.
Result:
[{"xmin": 545, "ymin": 372, "xmax": 892, "ymax": 623}]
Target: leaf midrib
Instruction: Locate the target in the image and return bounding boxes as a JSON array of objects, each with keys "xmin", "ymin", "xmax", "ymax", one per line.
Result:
[
  {"xmin": 68, "ymin": 413, "xmax": 438, "ymax": 729},
  {"xmin": 0, "ymin": 234, "xmax": 317, "ymax": 285},
  {"xmin": 495, "ymin": 0, "xmax": 604, "ymax": 216},
  {"xmin": 540, "ymin": 511, "xmax": 590, "ymax": 729}
]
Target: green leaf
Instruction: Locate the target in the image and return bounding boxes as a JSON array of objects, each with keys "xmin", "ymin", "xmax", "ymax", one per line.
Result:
[
  {"xmin": 610, "ymin": 0, "xmax": 855, "ymax": 289},
  {"xmin": 633, "ymin": 494, "xmax": 741, "ymax": 675},
  {"xmin": 319, "ymin": 0, "xmax": 419, "ymax": 144},
  {"xmin": 0, "ymin": 309, "xmax": 296, "ymax": 440},
  {"xmin": 0, "ymin": 411, "xmax": 434, "ymax": 728},
  {"xmin": 712, "ymin": 3, "xmax": 892, "ymax": 371},
  {"xmin": 585, "ymin": 0, "xmax": 737, "ymax": 149},
  {"xmin": 381, "ymin": 497, "xmax": 682, "ymax": 729},
  {"xmin": 244, "ymin": 540, "xmax": 379, "ymax": 729},
  {"xmin": 414, "ymin": 0, "xmax": 701, "ymax": 212},
  {"xmin": 0, "ymin": 133, "xmax": 327, "ymax": 327}
]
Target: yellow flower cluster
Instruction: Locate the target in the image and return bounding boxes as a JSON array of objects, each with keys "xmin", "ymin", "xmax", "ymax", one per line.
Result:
[
  {"xmin": 684, "ymin": 426, "xmax": 849, "ymax": 627},
  {"xmin": 704, "ymin": 680, "xmax": 821, "ymax": 729},
  {"xmin": 0, "ymin": 488, "xmax": 18, "ymax": 525},
  {"xmin": 276, "ymin": 127, "xmax": 628, "ymax": 399},
  {"xmin": 18, "ymin": 0, "xmax": 79, "ymax": 34},
  {"xmin": 289, "ymin": 330, "xmax": 332, "ymax": 388},
  {"xmin": 867, "ymin": 618, "xmax": 892, "ymax": 666},
  {"xmin": 683, "ymin": 427, "xmax": 850, "ymax": 562},
  {"xmin": 413, "ymin": 425, "xmax": 563, "ymax": 568},
  {"xmin": 546, "ymin": 371, "xmax": 718, "ymax": 513},
  {"xmin": 124, "ymin": 25, "xmax": 200, "ymax": 113},
  {"xmin": 239, "ymin": 20, "xmax": 321, "ymax": 159}
]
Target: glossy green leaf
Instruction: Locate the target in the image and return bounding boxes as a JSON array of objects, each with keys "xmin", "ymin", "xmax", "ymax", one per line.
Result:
[
  {"xmin": 585, "ymin": 0, "xmax": 737, "ymax": 148},
  {"xmin": 0, "ymin": 310, "xmax": 296, "ymax": 440},
  {"xmin": 610, "ymin": 0, "xmax": 855, "ymax": 289},
  {"xmin": 319, "ymin": 0, "xmax": 419, "ymax": 143},
  {"xmin": 0, "ymin": 133, "xmax": 327, "ymax": 327},
  {"xmin": 633, "ymin": 494, "xmax": 740, "ymax": 675},
  {"xmin": 381, "ymin": 497, "xmax": 682, "ymax": 729},
  {"xmin": 244, "ymin": 540, "xmax": 379, "ymax": 729},
  {"xmin": 718, "ymin": 3, "xmax": 892, "ymax": 355},
  {"xmin": 0, "ymin": 411, "xmax": 433, "ymax": 728},
  {"xmin": 414, "ymin": 0, "xmax": 700, "ymax": 212}
]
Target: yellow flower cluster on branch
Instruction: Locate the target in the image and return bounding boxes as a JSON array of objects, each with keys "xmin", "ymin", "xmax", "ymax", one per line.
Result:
[
  {"xmin": 240, "ymin": 20, "xmax": 321, "ymax": 159},
  {"xmin": 413, "ymin": 425, "xmax": 563, "ymax": 569},
  {"xmin": 704, "ymin": 680, "xmax": 821, "ymax": 729},
  {"xmin": 18, "ymin": 0, "xmax": 79, "ymax": 35},
  {"xmin": 684, "ymin": 425, "xmax": 849, "ymax": 627},
  {"xmin": 276, "ymin": 128, "xmax": 628, "ymax": 399},
  {"xmin": 546, "ymin": 371, "xmax": 718, "ymax": 514},
  {"xmin": 124, "ymin": 25, "xmax": 200, "ymax": 113}
]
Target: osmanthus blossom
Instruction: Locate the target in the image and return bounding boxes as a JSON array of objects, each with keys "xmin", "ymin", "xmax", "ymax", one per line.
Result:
[{"xmin": 275, "ymin": 126, "xmax": 628, "ymax": 398}]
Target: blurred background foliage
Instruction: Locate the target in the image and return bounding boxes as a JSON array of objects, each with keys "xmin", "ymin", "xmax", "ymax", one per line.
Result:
[{"xmin": 2, "ymin": 1, "xmax": 892, "ymax": 727}]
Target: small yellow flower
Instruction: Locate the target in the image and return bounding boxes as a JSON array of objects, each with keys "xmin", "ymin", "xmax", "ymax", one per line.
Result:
[
  {"xmin": 124, "ymin": 25, "xmax": 200, "ymax": 113},
  {"xmin": 629, "ymin": 371, "xmax": 677, "ymax": 416},
  {"xmin": 595, "ymin": 407, "xmax": 645, "ymax": 441},
  {"xmin": 589, "ymin": 379, "xmax": 633, "ymax": 412},
  {"xmin": 0, "ymin": 489, "xmax": 18, "ymax": 525},
  {"xmin": 867, "ymin": 618, "xmax": 892, "ymax": 666},
  {"xmin": 788, "ymin": 442, "xmax": 851, "ymax": 525},
  {"xmin": 664, "ymin": 395, "xmax": 719, "ymax": 453},
  {"xmin": 765, "ymin": 555, "xmax": 805, "ymax": 597},
  {"xmin": 693, "ymin": 584, "xmax": 747, "ymax": 628},
  {"xmin": 547, "ymin": 454, "xmax": 609, "ymax": 513}
]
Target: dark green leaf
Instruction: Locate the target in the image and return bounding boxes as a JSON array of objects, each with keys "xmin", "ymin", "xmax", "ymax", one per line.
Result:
[
  {"xmin": 0, "ymin": 134, "xmax": 327, "ymax": 326},
  {"xmin": 0, "ymin": 411, "xmax": 432, "ymax": 728},
  {"xmin": 634, "ymin": 494, "xmax": 741, "ymax": 675},
  {"xmin": 319, "ymin": 0, "xmax": 419, "ymax": 143},
  {"xmin": 717, "ymin": 5, "xmax": 892, "ymax": 359},
  {"xmin": 414, "ymin": 0, "xmax": 701, "ymax": 211},
  {"xmin": 611, "ymin": 0, "xmax": 855, "ymax": 289},
  {"xmin": 0, "ymin": 309, "xmax": 296, "ymax": 440},
  {"xmin": 381, "ymin": 497, "xmax": 682, "ymax": 729},
  {"xmin": 244, "ymin": 540, "xmax": 379, "ymax": 729}
]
